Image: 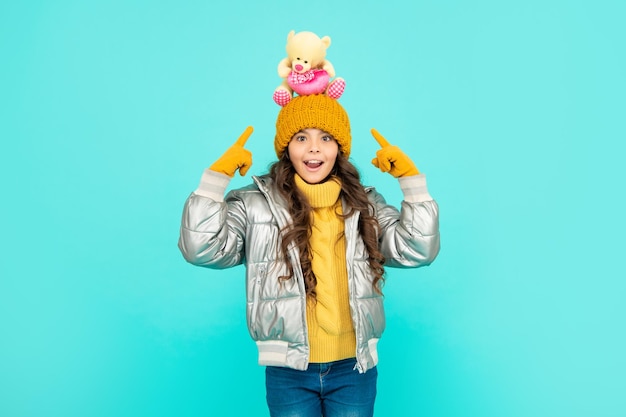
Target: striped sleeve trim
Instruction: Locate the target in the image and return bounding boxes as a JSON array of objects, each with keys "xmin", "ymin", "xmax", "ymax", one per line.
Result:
[
  {"xmin": 194, "ymin": 169, "xmax": 231, "ymax": 202},
  {"xmin": 256, "ymin": 340, "xmax": 289, "ymax": 367},
  {"xmin": 398, "ymin": 173, "xmax": 433, "ymax": 203}
]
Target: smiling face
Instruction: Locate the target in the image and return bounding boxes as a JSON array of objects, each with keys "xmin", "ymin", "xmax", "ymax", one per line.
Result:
[{"xmin": 287, "ymin": 128, "xmax": 339, "ymax": 184}]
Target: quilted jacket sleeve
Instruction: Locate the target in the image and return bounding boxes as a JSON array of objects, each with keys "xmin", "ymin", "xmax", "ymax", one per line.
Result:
[
  {"xmin": 178, "ymin": 169, "xmax": 247, "ymax": 269},
  {"xmin": 372, "ymin": 174, "xmax": 440, "ymax": 268}
]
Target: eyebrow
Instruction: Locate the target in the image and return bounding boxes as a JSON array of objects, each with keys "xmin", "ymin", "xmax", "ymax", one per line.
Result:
[{"xmin": 292, "ymin": 129, "xmax": 333, "ymax": 138}]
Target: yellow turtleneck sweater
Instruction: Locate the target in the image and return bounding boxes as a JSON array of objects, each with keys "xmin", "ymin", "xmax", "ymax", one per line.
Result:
[{"xmin": 294, "ymin": 174, "xmax": 356, "ymax": 363}]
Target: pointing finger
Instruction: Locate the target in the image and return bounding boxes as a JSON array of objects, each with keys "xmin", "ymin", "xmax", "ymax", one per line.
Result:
[
  {"xmin": 371, "ymin": 128, "xmax": 391, "ymax": 148},
  {"xmin": 235, "ymin": 126, "xmax": 254, "ymax": 147}
]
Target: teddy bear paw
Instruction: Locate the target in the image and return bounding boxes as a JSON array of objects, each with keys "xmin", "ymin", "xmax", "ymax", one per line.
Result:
[
  {"xmin": 273, "ymin": 89, "xmax": 292, "ymax": 106},
  {"xmin": 326, "ymin": 78, "xmax": 345, "ymax": 99}
]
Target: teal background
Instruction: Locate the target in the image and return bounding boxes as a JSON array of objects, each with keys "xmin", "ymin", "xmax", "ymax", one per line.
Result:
[{"xmin": 1, "ymin": 1, "xmax": 625, "ymax": 416}]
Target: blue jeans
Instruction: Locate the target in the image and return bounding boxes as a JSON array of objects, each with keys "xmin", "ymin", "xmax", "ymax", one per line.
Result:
[{"xmin": 265, "ymin": 358, "xmax": 377, "ymax": 417}]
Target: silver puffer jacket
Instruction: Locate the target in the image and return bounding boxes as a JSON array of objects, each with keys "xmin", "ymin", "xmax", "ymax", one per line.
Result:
[{"xmin": 178, "ymin": 174, "xmax": 439, "ymax": 373}]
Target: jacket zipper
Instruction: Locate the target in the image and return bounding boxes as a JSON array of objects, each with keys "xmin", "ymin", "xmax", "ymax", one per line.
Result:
[{"xmin": 345, "ymin": 210, "xmax": 367, "ymax": 373}]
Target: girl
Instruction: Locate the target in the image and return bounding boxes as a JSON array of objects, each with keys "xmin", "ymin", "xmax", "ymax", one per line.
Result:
[{"xmin": 178, "ymin": 94, "xmax": 440, "ymax": 417}]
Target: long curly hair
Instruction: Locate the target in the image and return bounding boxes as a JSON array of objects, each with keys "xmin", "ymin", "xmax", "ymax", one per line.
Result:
[{"xmin": 268, "ymin": 151, "xmax": 386, "ymax": 299}]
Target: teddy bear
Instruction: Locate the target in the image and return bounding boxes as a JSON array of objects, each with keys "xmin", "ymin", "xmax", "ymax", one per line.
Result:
[{"xmin": 273, "ymin": 30, "xmax": 346, "ymax": 106}]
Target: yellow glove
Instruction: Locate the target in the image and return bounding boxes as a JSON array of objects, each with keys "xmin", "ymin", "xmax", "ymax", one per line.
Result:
[
  {"xmin": 210, "ymin": 126, "xmax": 254, "ymax": 177},
  {"xmin": 370, "ymin": 128, "xmax": 419, "ymax": 177}
]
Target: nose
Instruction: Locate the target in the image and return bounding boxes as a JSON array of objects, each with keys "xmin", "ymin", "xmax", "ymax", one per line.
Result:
[
  {"xmin": 307, "ymin": 139, "xmax": 320, "ymax": 153},
  {"xmin": 295, "ymin": 64, "xmax": 304, "ymax": 72}
]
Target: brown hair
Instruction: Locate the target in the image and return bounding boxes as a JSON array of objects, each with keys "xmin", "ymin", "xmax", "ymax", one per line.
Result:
[{"xmin": 268, "ymin": 151, "xmax": 385, "ymax": 299}]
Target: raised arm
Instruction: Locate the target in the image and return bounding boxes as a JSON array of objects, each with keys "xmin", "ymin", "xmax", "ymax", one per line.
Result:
[
  {"xmin": 178, "ymin": 127, "xmax": 254, "ymax": 268},
  {"xmin": 369, "ymin": 128, "xmax": 440, "ymax": 268}
]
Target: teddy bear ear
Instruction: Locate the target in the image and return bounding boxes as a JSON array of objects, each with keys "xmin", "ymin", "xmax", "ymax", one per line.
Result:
[
  {"xmin": 287, "ymin": 30, "xmax": 295, "ymax": 42},
  {"xmin": 321, "ymin": 35, "xmax": 331, "ymax": 48}
]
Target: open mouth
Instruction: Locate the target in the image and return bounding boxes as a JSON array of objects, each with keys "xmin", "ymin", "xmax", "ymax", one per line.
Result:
[{"xmin": 304, "ymin": 160, "xmax": 323, "ymax": 169}]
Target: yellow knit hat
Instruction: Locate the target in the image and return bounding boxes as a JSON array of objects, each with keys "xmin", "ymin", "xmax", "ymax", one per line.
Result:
[{"xmin": 275, "ymin": 94, "xmax": 351, "ymax": 158}]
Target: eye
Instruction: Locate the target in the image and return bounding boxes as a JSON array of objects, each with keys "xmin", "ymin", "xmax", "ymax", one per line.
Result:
[
  {"xmin": 304, "ymin": 60, "xmax": 308, "ymax": 64},
  {"xmin": 296, "ymin": 135, "xmax": 307, "ymax": 142},
  {"xmin": 322, "ymin": 135, "xmax": 333, "ymax": 142}
]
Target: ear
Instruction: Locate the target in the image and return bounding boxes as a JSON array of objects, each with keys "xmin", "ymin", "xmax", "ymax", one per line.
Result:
[
  {"xmin": 321, "ymin": 36, "xmax": 331, "ymax": 49},
  {"xmin": 287, "ymin": 30, "xmax": 295, "ymax": 42}
]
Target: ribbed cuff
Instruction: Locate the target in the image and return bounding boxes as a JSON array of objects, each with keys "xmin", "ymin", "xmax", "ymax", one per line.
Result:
[
  {"xmin": 398, "ymin": 173, "xmax": 433, "ymax": 203},
  {"xmin": 194, "ymin": 169, "xmax": 231, "ymax": 202}
]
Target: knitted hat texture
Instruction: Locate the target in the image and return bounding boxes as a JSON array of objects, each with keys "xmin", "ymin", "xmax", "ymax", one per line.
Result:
[{"xmin": 275, "ymin": 94, "xmax": 351, "ymax": 158}]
